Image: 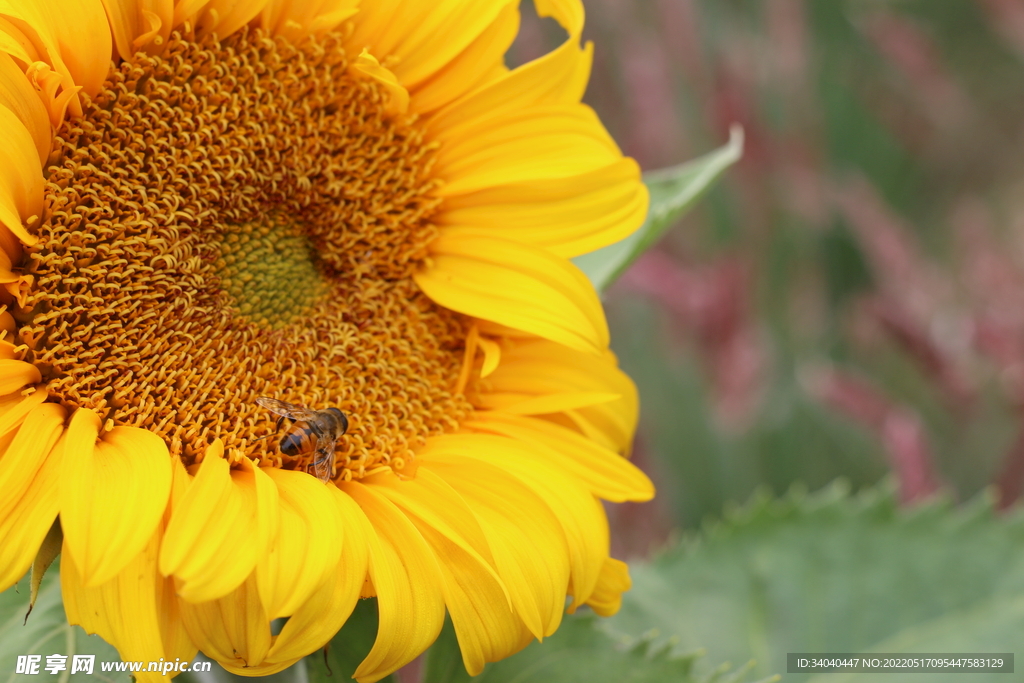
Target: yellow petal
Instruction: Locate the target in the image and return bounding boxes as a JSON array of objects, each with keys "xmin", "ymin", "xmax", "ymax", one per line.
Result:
[
  {"xmin": 348, "ymin": 0, "xmax": 515, "ymax": 90},
  {"xmin": 257, "ymin": 468, "xmax": 342, "ymax": 618},
  {"xmin": 0, "ymin": 104, "xmax": 43, "ymax": 246},
  {"xmin": 409, "ymin": 1, "xmax": 517, "ymax": 115},
  {"xmin": 167, "ymin": 447, "xmax": 192, "ymax": 509},
  {"xmin": 419, "ymin": 0, "xmax": 643, "ymax": 258},
  {"xmin": 362, "ymin": 468, "xmax": 501, "ymax": 586},
  {"xmin": 586, "ymin": 557, "xmax": 630, "ymax": 617},
  {"xmin": 563, "ymin": 405, "xmax": 632, "ymax": 456},
  {"xmin": 479, "ymin": 338, "xmax": 638, "ymax": 453},
  {"xmin": 427, "ymin": 0, "xmax": 589, "ymax": 134},
  {"xmin": 351, "ymin": 49, "xmax": 409, "ymax": 115},
  {"xmin": 306, "ymin": 1, "xmax": 358, "ymax": 32},
  {"xmin": 415, "ymin": 510, "xmax": 531, "ymax": 676},
  {"xmin": 422, "ymin": 433, "xmax": 609, "ymax": 611},
  {"xmin": 192, "ymin": 0, "xmax": 273, "ymax": 41},
  {"xmin": 157, "ymin": 456, "xmax": 198, "ymax": 666},
  {"xmin": 40, "ymin": 0, "xmax": 111, "ymax": 96},
  {"xmin": 262, "ymin": 486, "xmax": 371, "ymax": 668},
  {"xmin": 170, "ymin": 0, "xmax": 212, "ymax": 28},
  {"xmin": 168, "ymin": 457, "xmax": 268, "ymax": 671},
  {"xmin": 0, "ymin": 402, "xmax": 65, "ymax": 591},
  {"xmin": 477, "ymin": 334, "xmax": 500, "ymax": 378},
  {"xmin": 0, "ymin": 0, "xmax": 112, "ymax": 118},
  {"xmin": 0, "ymin": 309, "xmax": 13, "ymax": 336},
  {"xmin": 259, "ymin": 0, "xmax": 359, "ymax": 41},
  {"xmin": 100, "ymin": 0, "xmax": 173, "ymax": 61},
  {"xmin": 433, "ymin": 106, "xmax": 622, "ymax": 197},
  {"xmin": 464, "ymin": 412, "xmax": 654, "ymax": 503},
  {"xmin": 474, "ymin": 390, "xmax": 621, "ymax": 415},
  {"xmin": 415, "ymin": 234, "xmax": 608, "ymax": 354},
  {"xmin": 477, "ymin": 343, "xmax": 618, "ymax": 401},
  {"xmin": 394, "ymin": 0, "xmax": 516, "ymax": 90},
  {"xmin": 0, "ymin": 388, "xmax": 46, "ymax": 451},
  {"xmin": 346, "ymin": 0, "xmax": 430, "ymax": 58},
  {"xmin": 341, "ymin": 480, "xmax": 446, "ymax": 683},
  {"xmin": 179, "ymin": 573, "xmax": 271, "ymax": 670},
  {"xmin": 363, "ymin": 468, "xmax": 524, "ymax": 676},
  {"xmin": 0, "ymin": 246, "xmax": 22, "ymax": 283},
  {"xmin": 0, "ymin": 400, "xmax": 64, "ymax": 518},
  {"xmin": 0, "ymin": 16, "xmax": 40, "ymax": 64},
  {"xmin": 436, "ymin": 159, "xmax": 648, "ymax": 258},
  {"xmin": 160, "ymin": 440, "xmax": 279, "ymax": 603},
  {"xmin": 0, "ymin": 52, "xmax": 50, "ymax": 165},
  {"xmin": 62, "ymin": 531, "xmax": 197, "ymax": 683},
  {"xmin": 60, "ymin": 408, "xmax": 172, "ymax": 586},
  {"xmin": 421, "ymin": 456, "xmax": 570, "ymax": 639}
]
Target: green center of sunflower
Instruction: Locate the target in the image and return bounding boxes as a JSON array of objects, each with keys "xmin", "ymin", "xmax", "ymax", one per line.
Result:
[{"xmin": 216, "ymin": 215, "xmax": 328, "ymax": 329}]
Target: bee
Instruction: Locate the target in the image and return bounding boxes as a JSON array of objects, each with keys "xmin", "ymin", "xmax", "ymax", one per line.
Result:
[{"xmin": 256, "ymin": 397, "xmax": 349, "ymax": 483}]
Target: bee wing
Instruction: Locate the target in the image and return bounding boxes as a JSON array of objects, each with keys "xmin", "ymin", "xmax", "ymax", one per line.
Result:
[
  {"xmin": 257, "ymin": 397, "xmax": 320, "ymax": 422},
  {"xmin": 312, "ymin": 434, "xmax": 337, "ymax": 483}
]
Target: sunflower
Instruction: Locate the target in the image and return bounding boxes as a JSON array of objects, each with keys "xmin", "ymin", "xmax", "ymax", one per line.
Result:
[{"xmin": 0, "ymin": 0, "xmax": 653, "ymax": 680}]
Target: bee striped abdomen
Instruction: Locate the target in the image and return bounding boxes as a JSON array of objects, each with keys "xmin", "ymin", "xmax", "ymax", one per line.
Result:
[{"xmin": 280, "ymin": 422, "xmax": 316, "ymax": 456}]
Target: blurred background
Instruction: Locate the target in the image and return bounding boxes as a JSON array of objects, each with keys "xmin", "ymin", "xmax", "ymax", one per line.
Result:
[{"xmin": 511, "ymin": 0, "xmax": 1024, "ymax": 558}]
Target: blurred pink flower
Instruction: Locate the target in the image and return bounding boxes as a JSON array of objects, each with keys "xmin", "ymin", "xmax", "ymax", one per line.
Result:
[
  {"xmin": 976, "ymin": 0, "xmax": 1024, "ymax": 59},
  {"xmin": 621, "ymin": 250, "xmax": 768, "ymax": 430},
  {"xmin": 860, "ymin": 9, "xmax": 972, "ymax": 130},
  {"xmin": 803, "ymin": 365, "xmax": 942, "ymax": 503},
  {"xmin": 833, "ymin": 179, "xmax": 976, "ymax": 409}
]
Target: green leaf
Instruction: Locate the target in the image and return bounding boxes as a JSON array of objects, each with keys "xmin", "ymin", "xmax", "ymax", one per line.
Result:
[
  {"xmin": 421, "ymin": 612, "xmax": 772, "ymax": 683},
  {"xmin": 305, "ymin": 598, "xmax": 395, "ymax": 683},
  {"xmin": 572, "ymin": 125, "xmax": 744, "ymax": 292},
  {"xmin": 0, "ymin": 565, "xmax": 127, "ymax": 683},
  {"xmin": 604, "ymin": 482, "xmax": 1024, "ymax": 682},
  {"xmin": 808, "ymin": 594, "xmax": 1024, "ymax": 683}
]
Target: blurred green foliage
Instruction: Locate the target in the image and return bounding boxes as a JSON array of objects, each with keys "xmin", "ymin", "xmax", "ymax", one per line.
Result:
[
  {"xmin": 422, "ymin": 613, "xmax": 747, "ymax": 683},
  {"xmin": 606, "ymin": 484, "xmax": 1024, "ymax": 681},
  {"xmin": 0, "ymin": 565, "xmax": 126, "ymax": 683}
]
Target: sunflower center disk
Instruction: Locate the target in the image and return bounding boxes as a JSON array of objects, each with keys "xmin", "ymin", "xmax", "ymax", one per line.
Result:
[
  {"xmin": 216, "ymin": 216, "xmax": 327, "ymax": 329},
  {"xmin": 17, "ymin": 29, "xmax": 473, "ymax": 479}
]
